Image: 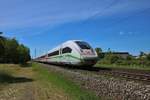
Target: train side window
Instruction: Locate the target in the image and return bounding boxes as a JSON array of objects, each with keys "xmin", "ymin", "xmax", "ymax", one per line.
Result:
[
  {"xmin": 48, "ymin": 50, "xmax": 59, "ymax": 57},
  {"xmin": 62, "ymin": 47, "xmax": 72, "ymax": 54}
]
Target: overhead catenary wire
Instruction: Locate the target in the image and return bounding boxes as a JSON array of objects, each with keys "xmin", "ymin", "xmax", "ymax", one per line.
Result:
[
  {"xmin": 82, "ymin": 0, "xmax": 150, "ymax": 29},
  {"xmin": 81, "ymin": 0, "xmax": 120, "ymax": 24}
]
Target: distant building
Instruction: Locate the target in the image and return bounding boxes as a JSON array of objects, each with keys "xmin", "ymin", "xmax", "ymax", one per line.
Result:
[
  {"xmin": 133, "ymin": 56, "xmax": 138, "ymax": 59},
  {"xmin": 102, "ymin": 52, "xmax": 130, "ymax": 59}
]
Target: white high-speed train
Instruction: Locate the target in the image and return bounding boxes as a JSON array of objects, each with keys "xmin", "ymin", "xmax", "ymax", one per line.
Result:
[{"xmin": 36, "ymin": 40, "xmax": 98, "ymax": 66}]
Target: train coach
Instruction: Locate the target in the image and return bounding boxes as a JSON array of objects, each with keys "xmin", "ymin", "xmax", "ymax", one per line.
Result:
[{"xmin": 35, "ymin": 40, "xmax": 98, "ymax": 66}]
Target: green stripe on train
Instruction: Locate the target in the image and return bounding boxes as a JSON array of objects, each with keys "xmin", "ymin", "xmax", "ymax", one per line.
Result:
[{"xmin": 47, "ymin": 53, "xmax": 82, "ymax": 62}]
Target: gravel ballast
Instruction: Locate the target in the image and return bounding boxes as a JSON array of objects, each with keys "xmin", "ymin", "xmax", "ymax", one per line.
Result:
[{"xmin": 40, "ymin": 63, "xmax": 150, "ymax": 100}]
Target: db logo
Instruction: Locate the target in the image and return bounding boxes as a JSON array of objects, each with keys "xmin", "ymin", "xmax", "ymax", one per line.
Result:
[{"xmin": 84, "ymin": 50, "xmax": 91, "ymax": 54}]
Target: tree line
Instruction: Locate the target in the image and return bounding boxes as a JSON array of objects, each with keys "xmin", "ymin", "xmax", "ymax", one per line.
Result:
[
  {"xmin": 0, "ymin": 32, "xmax": 31, "ymax": 64},
  {"xmin": 95, "ymin": 48, "xmax": 150, "ymax": 67}
]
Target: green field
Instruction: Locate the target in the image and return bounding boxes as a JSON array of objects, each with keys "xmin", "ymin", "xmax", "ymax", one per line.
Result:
[
  {"xmin": 0, "ymin": 63, "xmax": 99, "ymax": 100},
  {"xmin": 96, "ymin": 63, "xmax": 150, "ymax": 71}
]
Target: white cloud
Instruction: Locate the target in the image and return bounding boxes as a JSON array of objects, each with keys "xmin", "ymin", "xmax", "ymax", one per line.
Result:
[
  {"xmin": 119, "ymin": 31, "xmax": 124, "ymax": 35},
  {"xmin": 119, "ymin": 31, "xmax": 135, "ymax": 36}
]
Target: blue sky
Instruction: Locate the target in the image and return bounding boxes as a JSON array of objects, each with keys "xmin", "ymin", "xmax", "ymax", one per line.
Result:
[{"xmin": 1, "ymin": 0, "xmax": 150, "ymax": 57}]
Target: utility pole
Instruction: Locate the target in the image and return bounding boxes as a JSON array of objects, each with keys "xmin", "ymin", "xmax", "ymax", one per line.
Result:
[{"xmin": 34, "ymin": 48, "xmax": 36, "ymax": 59}]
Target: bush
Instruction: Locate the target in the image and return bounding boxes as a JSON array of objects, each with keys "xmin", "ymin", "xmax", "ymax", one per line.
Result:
[{"xmin": 97, "ymin": 49, "xmax": 150, "ymax": 67}]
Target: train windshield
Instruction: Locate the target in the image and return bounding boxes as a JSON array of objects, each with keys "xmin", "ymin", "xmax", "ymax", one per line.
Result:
[{"xmin": 75, "ymin": 41, "xmax": 91, "ymax": 49}]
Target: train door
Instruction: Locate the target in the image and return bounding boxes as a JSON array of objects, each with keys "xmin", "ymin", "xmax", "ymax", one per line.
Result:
[
  {"xmin": 59, "ymin": 45, "xmax": 63, "ymax": 64},
  {"xmin": 62, "ymin": 47, "xmax": 72, "ymax": 64}
]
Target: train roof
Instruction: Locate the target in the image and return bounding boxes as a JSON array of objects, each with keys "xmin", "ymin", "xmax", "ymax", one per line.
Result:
[
  {"xmin": 47, "ymin": 40, "xmax": 77, "ymax": 53},
  {"xmin": 38, "ymin": 40, "xmax": 86, "ymax": 57}
]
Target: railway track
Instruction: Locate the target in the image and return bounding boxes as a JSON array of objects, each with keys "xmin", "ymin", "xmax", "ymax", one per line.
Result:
[
  {"xmin": 63, "ymin": 65, "xmax": 150, "ymax": 83},
  {"xmin": 78, "ymin": 67, "xmax": 150, "ymax": 83},
  {"xmin": 39, "ymin": 63, "xmax": 150, "ymax": 83}
]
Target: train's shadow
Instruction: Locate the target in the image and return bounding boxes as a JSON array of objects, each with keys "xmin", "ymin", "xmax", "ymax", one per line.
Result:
[
  {"xmin": 42, "ymin": 62, "xmax": 112, "ymax": 72},
  {"xmin": 64, "ymin": 65, "xmax": 112, "ymax": 72}
]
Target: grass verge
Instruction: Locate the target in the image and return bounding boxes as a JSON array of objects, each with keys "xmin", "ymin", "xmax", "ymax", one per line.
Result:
[
  {"xmin": 32, "ymin": 63, "xmax": 99, "ymax": 100},
  {"xmin": 96, "ymin": 64, "xmax": 150, "ymax": 71}
]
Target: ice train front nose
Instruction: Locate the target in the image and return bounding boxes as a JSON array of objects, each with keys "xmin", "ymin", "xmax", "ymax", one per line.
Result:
[
  {"xmin": 75, "ymin": 41, "xmax": 98, "ymax": 65},
  {"xmin": 80, "ymin": 49, "xmax": 98, "ymax": 65}
]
